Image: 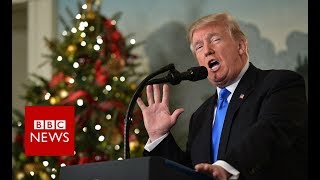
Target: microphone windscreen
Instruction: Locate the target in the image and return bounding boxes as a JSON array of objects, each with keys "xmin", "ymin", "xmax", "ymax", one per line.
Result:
[{"xmin": 188, "ymin": 66, "xmax": 208, "ymax": 81}]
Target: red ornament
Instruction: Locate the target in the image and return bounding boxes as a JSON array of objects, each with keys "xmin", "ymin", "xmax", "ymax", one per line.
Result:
[
  {"xmin": 94, "ymin": 59, "xmax": 109, "ymax": 86},
  {"xmin": 111, "ymin": 31, "xmax": 122, "ymax": 41},
  {"xmin": 49, "ymin": 72, "xmax": 65, "ymax": 88},
  {"xmin": 57, "ymin": 156, "xmax": 78, "ymax": 166},
  {"xmin": 104, "ymin": 18, "xmax": 115, "ymax": 31},
  {"xmin": 129, "ymin": 134, "xmax": 137, "ymax": 141},
  {"xmin": 78, "ymin": 156, "xmax": 91, "ymax": 164},
  {"xmin": 60, "ymin": 90, "xmax": 94, "ymax": 105},
  {"xmin": 15, "ymin": 134, "xmax": 23, "ymax": 142},
  {"xmin": 111, "ymin": 43, "xmax": 120, "ymax": 53},
  {"xmin": 14, "ymin": 134, "xmax": 24, "ymax": 147}
]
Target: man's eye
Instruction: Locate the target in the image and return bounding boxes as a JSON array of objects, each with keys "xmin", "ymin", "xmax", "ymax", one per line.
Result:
[
  {"xmin": 211, "ymin": 38, "xmax": 220, "ymax": 43},
  {"xmin": 195, "ymin": 45, "xmax": 203, "ymax": 51}
]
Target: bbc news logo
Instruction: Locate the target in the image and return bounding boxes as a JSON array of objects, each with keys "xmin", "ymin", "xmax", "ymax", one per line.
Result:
[
  {"xmin": 31, "ymin": 120, "xmax": 69, "ymax": 143},
  {"xmin": 25, "ymin": 106, "xmax": 74, "ymax": 156}
]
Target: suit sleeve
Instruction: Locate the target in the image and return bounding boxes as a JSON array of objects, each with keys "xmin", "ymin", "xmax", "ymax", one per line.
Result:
[{"xmin": 143, "ymin": 132, "xmax": 192, "ymax": 167}]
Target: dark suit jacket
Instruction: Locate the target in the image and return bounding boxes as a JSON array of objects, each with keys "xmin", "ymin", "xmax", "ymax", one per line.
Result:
[{"xmin": 143, "ymin": 63, "xmax": 308, "ymax": 180}]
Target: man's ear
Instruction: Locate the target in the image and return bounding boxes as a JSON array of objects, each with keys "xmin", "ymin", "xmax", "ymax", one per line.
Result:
[{"xmin": 238, "ymin": 38, "xmax": 246, "ymax": 55}]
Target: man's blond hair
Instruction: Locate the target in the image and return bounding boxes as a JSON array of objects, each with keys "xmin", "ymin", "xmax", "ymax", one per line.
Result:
[{"xmin": 187, "ymin": 12, "xmax": 246, "ymax": 44}]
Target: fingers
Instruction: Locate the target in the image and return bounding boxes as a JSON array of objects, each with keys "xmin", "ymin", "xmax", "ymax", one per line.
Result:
[
  {"xmin": 147, "ymin": 84, "xmax": 166, "ymax": 105},
  {"xmin": 146, "ymin": 85, "xmax": 154, "ymax": 105},
  {"xmin": 162, "ymin": 84, "xmax": 169, "ymax": 106},
  {"xmin": 171, "ymin": 108, "xmax": 184, "ymax": 122},
  {"xmin": 195, "ymin": 163, "xmax": 211, "ymax": 172},
  {"xmin": 195, "ymin": 163, "xmax": 216, "ymax": 177},
  {"xmin": 136, "ymin": 97, "xmax": 146, "ymax": 110},
  {"xmin": 195, "ymin": 164, "xmax": 228, "ymax": 179},
  {"xmin": 153, "ymin": 84, "xmax": 161, "ymax": 103}
]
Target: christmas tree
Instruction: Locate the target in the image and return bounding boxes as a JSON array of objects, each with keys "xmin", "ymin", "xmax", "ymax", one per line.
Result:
[{"xmin": 12, "ymin": 0, "xmax": 148, "ymax": 179}]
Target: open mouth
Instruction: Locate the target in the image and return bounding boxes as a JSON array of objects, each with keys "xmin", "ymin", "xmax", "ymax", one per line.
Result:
[{"xmin": 208, "ymin": 60, "xmax": 219, "ymax": 69}]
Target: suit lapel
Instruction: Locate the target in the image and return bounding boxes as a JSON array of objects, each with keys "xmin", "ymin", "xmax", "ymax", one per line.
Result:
[
  {"xmin": 191, "ymin": 94, "xmax": 217, "ymax": 164},
  {"xmin": 217, "ymin": 63, "xmax": 258, "ymax": 159}
]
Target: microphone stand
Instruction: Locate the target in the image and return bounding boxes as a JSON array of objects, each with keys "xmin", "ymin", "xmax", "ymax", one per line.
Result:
[{"xmin": 123, "ymin": 63, "xmax": 176, "ymax": 159}]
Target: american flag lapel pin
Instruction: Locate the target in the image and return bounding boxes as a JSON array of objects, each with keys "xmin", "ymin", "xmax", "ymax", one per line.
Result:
[{"xmin": 239, "ymin": 94, "xmax": 244, "ymax": 99}]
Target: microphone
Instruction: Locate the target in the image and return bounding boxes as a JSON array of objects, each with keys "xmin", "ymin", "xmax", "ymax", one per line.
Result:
[{"xmin": 147, "ymin": 66, "xmax": 208, "ymax": 85}]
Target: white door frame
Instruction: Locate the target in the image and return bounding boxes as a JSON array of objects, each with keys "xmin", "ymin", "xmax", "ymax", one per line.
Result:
[{"xmin": 26, "ymin": 0, "xmax": 56, "ymax": 79}]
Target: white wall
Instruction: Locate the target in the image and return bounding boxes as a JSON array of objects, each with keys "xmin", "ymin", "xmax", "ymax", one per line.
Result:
[{"xmin": 12, "ymin": 2, "xmax": 27, "ymax": 112}]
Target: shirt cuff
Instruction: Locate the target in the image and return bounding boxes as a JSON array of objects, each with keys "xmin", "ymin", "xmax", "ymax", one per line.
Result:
[
  {"xmin": 214, "ymin": 160, "xmax": 240, "ymax": 180},
  {"xmin": 144, "ymin": 133, "xmax": 169, "ymax": 152}
]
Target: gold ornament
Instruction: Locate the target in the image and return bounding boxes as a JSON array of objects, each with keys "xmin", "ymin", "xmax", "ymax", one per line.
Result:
[
  {"xmin": 129, "ymin": 140, "xmax": 140, "ymax": 151},
  {"xmin": 49, "ymin": 96, "xmax": 61, "ymax": 105},
  {"xmin": 59, "ymin": 89, "xmax": 69, "ymax": 99},
  {"xmin": 107, "ymin": 58, "xmax": 126, "ymax": 74},
  {"xmin": 24, "ymin": 162, "xmax": 43, "ymax": 174},
  {"xmin": 130, "ymin": 83, "xmax": 137, "ymax": 91},
  {"xmin": 86, "ymin": 11, "xmax": 96, "ymax": 20},
  {"xmin": 85, "ymin": 0, "xmax": 96, "ymax": 20},
  {"xmin": 65, "ymin": 44, "xmax": 77, "ymax": 56},
  {"xmin": 39, "ymin": 171, "xmax": 51, "ymax": 180},
  {"xmin": 15, "ymin": 171, "xmax": 25, "ymax": 180},
  {"xmin": 111, "ymin": 128, "xmax": 123, "ymax": 145},
  {"xmin": 86, "ymin": 0, "xmax": 94, "ymax": 9}
]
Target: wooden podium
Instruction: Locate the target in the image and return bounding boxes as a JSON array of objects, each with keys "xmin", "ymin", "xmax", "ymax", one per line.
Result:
[{"xmin": 59, "ymin": 156, "xmax": 211, "ymax": 180}]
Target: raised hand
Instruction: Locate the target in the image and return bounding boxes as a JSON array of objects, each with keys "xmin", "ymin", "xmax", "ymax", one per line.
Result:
[{"xmin": 136, "ymin": 84, "xmax": 184, "ymax": 141}]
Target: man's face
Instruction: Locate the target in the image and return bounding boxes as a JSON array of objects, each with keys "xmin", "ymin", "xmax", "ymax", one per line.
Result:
[{"xmin": 191, "ymin": 23, "xmax": 246, "ymax": 88}]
